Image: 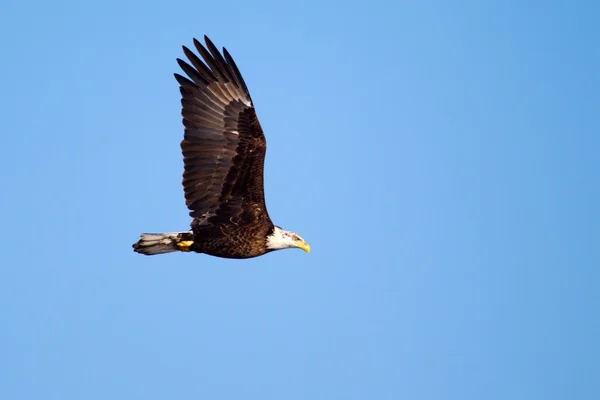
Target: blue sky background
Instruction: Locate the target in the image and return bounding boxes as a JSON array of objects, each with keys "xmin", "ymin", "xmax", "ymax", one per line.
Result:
[{"xmin": 1, "ymin": 0, "xmax": 598, "ymax": 399}]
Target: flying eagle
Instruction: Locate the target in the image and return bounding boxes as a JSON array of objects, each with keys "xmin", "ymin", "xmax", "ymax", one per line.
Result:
[{"xmin": 132, "ymin": 36, "xmax": 310, "ymax": 259}]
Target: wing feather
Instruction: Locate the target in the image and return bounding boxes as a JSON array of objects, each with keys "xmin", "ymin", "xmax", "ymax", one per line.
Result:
[
  {"xmin": 223, "ymin": 48, "xmax": 252, "ymax": 103},
  {"xmin": 204, "ymin": 36, "xmax": 236, "ymax": 83},
  {"xmin": 182, "ymin": 46, "xmax": 215, "ymax": 84},
  {"xmin": 193, "ymin": 38, "xmax": 229, "ymax": 82}
]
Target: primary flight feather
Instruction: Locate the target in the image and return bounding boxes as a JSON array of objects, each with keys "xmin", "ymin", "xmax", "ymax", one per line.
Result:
[{"xmin": 133, "ymin": 36, "xmax": 310, "ymax": 259}]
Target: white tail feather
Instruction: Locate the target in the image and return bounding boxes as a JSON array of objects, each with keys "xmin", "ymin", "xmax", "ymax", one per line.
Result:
[{"xmin": 133, "ymin": 231, "xmax": 192, "ymax": 255}]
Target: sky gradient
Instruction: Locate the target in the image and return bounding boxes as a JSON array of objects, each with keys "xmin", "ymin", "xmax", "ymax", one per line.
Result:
[{"xmin": 1, "ymin": 0, "xmax": 599, "ymax": 399}]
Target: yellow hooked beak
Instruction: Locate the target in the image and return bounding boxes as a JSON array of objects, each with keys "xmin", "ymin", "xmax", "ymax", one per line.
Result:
[{"xmin": 297, "ymin": 240, "xmax": 311, "ymax": 253}]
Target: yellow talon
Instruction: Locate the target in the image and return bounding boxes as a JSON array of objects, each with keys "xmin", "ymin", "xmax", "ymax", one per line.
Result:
[{"xmin": 176, "ymin": 240, "xmax": 194, "ymax": 252}]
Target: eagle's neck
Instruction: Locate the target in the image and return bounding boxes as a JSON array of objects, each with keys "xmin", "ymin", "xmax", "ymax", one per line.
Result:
[{"xmin": 266, "ymin": 226, "xmax": 294, "ymax": 250}]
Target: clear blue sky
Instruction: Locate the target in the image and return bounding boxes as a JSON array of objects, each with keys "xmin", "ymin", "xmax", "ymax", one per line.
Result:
[{"xmin": 1, "ymin": 0, "xmax": 598, "ymax": 399}]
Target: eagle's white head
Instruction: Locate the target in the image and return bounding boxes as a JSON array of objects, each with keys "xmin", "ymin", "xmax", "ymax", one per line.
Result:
[{"xmin": 266, "ymin": 226, "xmax": 310, "ymax": 253}]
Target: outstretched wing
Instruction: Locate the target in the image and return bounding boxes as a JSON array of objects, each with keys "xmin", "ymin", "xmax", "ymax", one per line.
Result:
[{"xmin": 175, "ymin": 36, "xmax": 270, "ymax": 227}]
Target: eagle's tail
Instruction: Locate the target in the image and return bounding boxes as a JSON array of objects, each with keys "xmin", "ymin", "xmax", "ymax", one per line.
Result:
[{"xmin": 132, "ymin": 231, "xmax": 194, "ymax": 255}]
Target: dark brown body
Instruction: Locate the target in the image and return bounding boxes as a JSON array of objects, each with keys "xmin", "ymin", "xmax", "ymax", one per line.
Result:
[{"xmin": 191, "ymin": 221, "xmax": 274, "ymax": 259}]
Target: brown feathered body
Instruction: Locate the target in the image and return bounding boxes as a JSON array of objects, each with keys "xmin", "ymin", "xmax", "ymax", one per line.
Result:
[{"xmin": 133, "ymin": 36, "xmax": 277, "ymax": 259}]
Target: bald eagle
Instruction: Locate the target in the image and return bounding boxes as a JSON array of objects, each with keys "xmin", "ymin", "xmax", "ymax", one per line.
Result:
[{"xmin": 132, "ymin": 36, "xmax": 310, "ymax": 259}]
